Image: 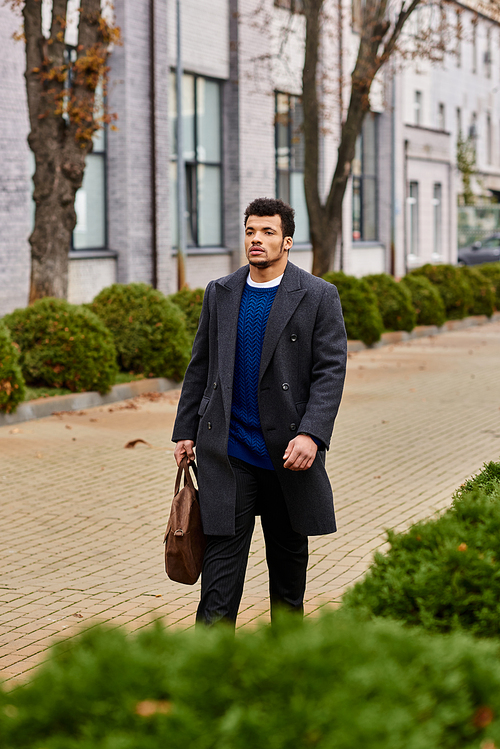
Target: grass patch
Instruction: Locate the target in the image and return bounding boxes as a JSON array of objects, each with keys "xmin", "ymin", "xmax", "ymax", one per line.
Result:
[{"xmin": 23, "ymin": 372, "xmax": 147, "ymax": 402}]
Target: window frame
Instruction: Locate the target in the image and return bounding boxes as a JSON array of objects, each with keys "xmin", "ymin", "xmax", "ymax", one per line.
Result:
[
  {"xmin": 170, "ymin": 71, "xmax": 224, "ymax": 249},
  {"xmin": 274, "ymin": 91, "xmax": 309, "ymax": 244},
  {"xmin": 352, "ymin": 113, "xmax": 379, "ymax": 242}
]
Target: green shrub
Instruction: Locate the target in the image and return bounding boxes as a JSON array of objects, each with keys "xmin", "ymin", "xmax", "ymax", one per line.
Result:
[
  {"xmin": 343, "ymin": 461, "xmax": 500, "ymax": 638},
  {"xmin": 90, "ymin": 283, "xmax": 190, "ymax": 381},
  {"xmin": 168, "ymin": 286, "xmax": 205, "ymax": 340},
  {"xmin": 0, "ymin": 321, "xmax": 26, "ymax": 413},
  {"xmin": 409, "ymin": 264, "xmax": 473, "ymax": 320},
  {"xmin": 459, "ymin": 266, "xmax": 495, "ymax": 316},
  {"xmin": 399, "ymin": 274, "xmax": 446, "ymax": 326},
  {"xmin": 5, "ymin": 613, "xmax": 500, "ymax": 749},
  {"xmin": 477, "ymin": 263, "xmax": 500, "ymax": 310},
  {"xmin": 3, "ymin": 299, "xmax": 117, "ymax": 394},
  {"xmin": 323, "ymin": 271, "xmax": 384, "ymax": 345},
  {"xmin": 363, "ymin": 273, "xmax": 416, "ymax": 332}
]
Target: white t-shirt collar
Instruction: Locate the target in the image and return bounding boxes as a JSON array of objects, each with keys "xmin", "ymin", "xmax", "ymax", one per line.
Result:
[{"xmin": 246, "ymin": 272, "xmax": 284, "ymax": 288}]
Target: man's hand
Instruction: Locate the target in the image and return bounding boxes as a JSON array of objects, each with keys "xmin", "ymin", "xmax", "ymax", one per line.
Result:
[
  {"xmin": 283, "ymin": 434, "xmax": 317, "ymax": 471},
  {"xmin": 174, "ymin": 439, "xmax": 195, "ymax": 466}
]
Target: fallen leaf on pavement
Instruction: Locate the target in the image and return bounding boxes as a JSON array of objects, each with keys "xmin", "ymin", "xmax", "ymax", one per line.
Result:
[
  {"xmin": 9, "ymin": 428, "xmax": 22, "ymax": 434},
  {"xmin": 125, "ymin": 439, "xmax": 152, "ymax": 449},
  {"xmin": 65, "ymin": 425, "xmax": 72, "ymax": 430},
  {"xmin": 135, "ymin": 700, "xmax": 172, "ymax": 717},
  {"xmin": 73, "ymin": 612, "xmax": 83, "ymax": 618},
  {"xmin": 90, "ymin": 418, "xmax": 98, "ymax": 422}
]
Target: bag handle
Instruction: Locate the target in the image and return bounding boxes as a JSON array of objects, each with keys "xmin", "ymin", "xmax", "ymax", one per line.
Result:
[{"xmin": 174, "ymin": 457, "xmax": 198, "ymax": 495}]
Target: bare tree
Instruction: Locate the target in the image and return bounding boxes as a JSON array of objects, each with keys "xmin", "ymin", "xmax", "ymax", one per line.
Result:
[
  {"xmin": 9, "ymin": 0, "xmax": 119, "ymax": 301},
  {"xmin": 303, "ymin": 0, "xmax": 421, "ymax": 275}
]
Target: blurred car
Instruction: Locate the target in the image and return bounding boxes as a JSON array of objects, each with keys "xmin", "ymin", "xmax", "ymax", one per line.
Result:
[{"xmin": 458, "ymin": 234, "xmax": 500, "ymax": 265}]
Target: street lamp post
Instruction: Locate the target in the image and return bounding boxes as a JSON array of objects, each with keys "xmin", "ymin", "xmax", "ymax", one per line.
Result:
[{"xmin": 176, "ymin": 0, "xmax": 186, "ymax": 289}]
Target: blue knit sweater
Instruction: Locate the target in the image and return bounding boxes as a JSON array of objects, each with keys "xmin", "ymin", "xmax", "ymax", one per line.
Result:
[{"xmin": 227, "ymin": 282, "xmax": 279, "ymax": 470}]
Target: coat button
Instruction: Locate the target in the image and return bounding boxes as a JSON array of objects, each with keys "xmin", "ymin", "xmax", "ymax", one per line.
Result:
[
  {"xmin": 282, "ymin": 383, "xmax": 289, "ymax": 391},
  {"xmin": 290, "ymin": 423, "xmax": 297, "ymax": 431},
  {"xmin": 290, "ymin": 333, "xmax": 297, "ymax": 342},
  {"xmin": 207, "ymin": 422, "xmax": 212, "ymax": 430},
  {"xmin": 213, "ymin": 382, "xmax": 217, "ymax": 389}
]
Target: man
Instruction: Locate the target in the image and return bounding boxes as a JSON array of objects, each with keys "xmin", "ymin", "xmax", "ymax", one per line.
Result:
[{"xmin": 173, "ymin": 197, "xmax": 347, "ymax": 626}]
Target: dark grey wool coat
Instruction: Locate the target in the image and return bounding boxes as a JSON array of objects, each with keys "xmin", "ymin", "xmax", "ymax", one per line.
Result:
[{"xmin": 172, "ymin": 261, "xmax": 347, "ymax": 536}]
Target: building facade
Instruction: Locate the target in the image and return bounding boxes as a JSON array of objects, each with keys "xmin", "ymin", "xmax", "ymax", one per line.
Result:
[{"xmin": 1, "ymin": 0, "xmax": 500, "ymax": 317}]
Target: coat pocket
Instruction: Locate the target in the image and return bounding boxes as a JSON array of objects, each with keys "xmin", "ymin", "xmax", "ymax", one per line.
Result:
[
  {"xmin": 295, "ymin": 401, "xmax": 307, "ymax": 418},
  {"xmin": 198, "ymin": 396, "xmax": 210, "ymax": 417}
]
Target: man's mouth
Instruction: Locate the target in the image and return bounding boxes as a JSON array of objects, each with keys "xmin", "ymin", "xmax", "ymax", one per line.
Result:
[{"xmin": 249, "ymin": 246, "xmax": 265, "ymax": 255}]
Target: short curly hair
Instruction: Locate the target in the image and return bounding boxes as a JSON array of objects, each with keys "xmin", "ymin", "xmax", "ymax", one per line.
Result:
[{"xmin": 244, "ymin": 197, "xmax": 295, "ymax": 239}]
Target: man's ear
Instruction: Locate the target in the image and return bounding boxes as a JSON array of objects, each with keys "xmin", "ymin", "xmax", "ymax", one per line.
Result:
[{"xmin": 284, "ymin": 236, "xmax": 293, "ymax": 252}]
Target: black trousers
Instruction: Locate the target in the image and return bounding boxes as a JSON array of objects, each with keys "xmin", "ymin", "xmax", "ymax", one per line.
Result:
[{"xmin": 196, "ymin": 456, "xmax": 309, "ymax": 626}]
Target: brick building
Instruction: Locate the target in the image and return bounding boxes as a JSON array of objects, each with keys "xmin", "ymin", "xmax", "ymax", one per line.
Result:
[{"xmin": 1, "ymin": 0, "xmax": 500, "ymax": 316}]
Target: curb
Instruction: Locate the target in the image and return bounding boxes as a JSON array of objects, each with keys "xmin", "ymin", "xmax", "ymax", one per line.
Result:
[
  {"xmin": 0, "ymin": 377, "xmax": 180, "ymax": 428},
  {"xmin": 347, "ymin": 312, "xmax": 500, "ymax": 353}
]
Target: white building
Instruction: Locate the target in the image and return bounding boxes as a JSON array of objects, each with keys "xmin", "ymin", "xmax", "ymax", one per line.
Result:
[{"xmin": 1, "ymin": 0, "xmax": 499, "ymax": 316}]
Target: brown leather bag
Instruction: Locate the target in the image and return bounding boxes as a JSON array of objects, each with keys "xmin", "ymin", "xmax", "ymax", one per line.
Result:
[{"xmin": 164, "ymin": 458, "xmax": 206, "ymax": 585}]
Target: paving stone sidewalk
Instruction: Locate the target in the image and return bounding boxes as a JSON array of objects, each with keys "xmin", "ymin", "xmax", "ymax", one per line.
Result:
[{"xmin": 1, "ymin": 322, "xmax": 499, "ymax": 685}]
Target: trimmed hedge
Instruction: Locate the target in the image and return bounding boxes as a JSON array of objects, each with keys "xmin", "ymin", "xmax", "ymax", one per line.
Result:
[
  {"xmin": 5, "ymin": 613, "xmax": 500, "ymax": 748},
  {"xmin": 459, "ymin": 266, "xmax": 495, "ymax": 317},
  {"xmin": 323, "ymin": 271, "xmax": 384, "ymax": 345},
  {"xmin": 364, "ymin": 273, "xmax": 416, "ymax": 332},
  {"xmin": 0, "ymin": 321, "xmax": 26, "ymax": 413},
  {"xmin": 399, "ymin": 274, "xmax": 447, "ymax": 327},
  {"xmin": 343, "ymin": 461, "xmax": 500, "ymax": 638},
  {"xmin": 409, "ymin": 263, "xmax": 473, "ymax": 320},
  {"xmin": 3, "ymin": 299, "xmax": 117, "ymax": 394},
  {"xmin": 90, "ymin": 283, "xmax": 191, "ymax": 381},
  {"xmin": 477, "ymin": 263, "xmax": 500, "ymax": 310},
  {"xmin": 168, "ymin": 287, "xmax": 205, "ymax": 341}
]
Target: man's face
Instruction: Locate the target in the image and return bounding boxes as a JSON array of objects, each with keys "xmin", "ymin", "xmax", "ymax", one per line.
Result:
[{"xmin": 244, "ymin": 215, "xmax": 293, "ymax": 269}]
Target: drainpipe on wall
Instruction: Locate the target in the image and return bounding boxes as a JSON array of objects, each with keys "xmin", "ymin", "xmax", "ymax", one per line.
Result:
[
  {"xmin": 176, "ymin": 0, "xmax": 187, "ymax": 290},
  {"xmin": 338, "ymin": 0, "xmax": 344, "ymax": 270},
  {"xmin": 390, "ymin": 72, "xmax": 396, "ymax": 276},
  {"xmin": 150, "ymin": 0, "xmax": 158, "ymax": 289},
  {"xmin": 404, "ymin": 138, "xmax": 409, "ymax": 276}
]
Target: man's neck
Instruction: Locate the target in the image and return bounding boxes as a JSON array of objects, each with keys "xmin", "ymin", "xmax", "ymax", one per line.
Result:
[{"xmin": 248, "ymin": 259, "xmax": 288, "ymax": 284}]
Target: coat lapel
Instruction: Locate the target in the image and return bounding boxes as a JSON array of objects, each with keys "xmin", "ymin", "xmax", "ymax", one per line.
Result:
[
  {"xmin": 259, "ymin": 262, "xmax": 306, "ymax": 381},
  {"xmin": 215, "ymin": 265, "xmax": 248, "ymax": 421}
]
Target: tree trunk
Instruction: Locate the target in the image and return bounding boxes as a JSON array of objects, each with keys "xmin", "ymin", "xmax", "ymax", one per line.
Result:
[
  {"xmin": 303, "ymin": 0, "xmax": 421, "ymax": 276},
  {"xmin": 22, "ymin": 0, "xmax": 109, "ymax": 302}
]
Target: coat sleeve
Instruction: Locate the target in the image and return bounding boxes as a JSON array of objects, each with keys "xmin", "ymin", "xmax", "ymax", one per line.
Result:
[
  {"xmin": 171, "ymin": 281, "xmax": 214, "ymax": 444},
  {"xmin": 297, "ymin": 283, "xmax": 347, "ymax": 449}
]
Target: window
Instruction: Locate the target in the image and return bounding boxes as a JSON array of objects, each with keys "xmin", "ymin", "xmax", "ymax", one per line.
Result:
[
  {"xmin": 352, "ymin": 113, "xmax": 378, "ymax": 241},
  {"xmin": 169, "ymin": 72, "xmax": 222, "ymax": 248},
  {"xmin": 456, "ymin": 107, "xmax": 462, "ymax": 137},
  {"xmin": 414, "ymin": 91, "xmax": 422, "ymax": 126},
  {"xmin": 275, "ymin": 92, "xmax": 309, "ymax": 243},
  {"xmin": 432, "ymin": 184, "xmax": 442, "ymax": 257},
  {"xmin": 30, "ymin": 55, "xmax": 107, "ymax": 251},
  {"xmin": 456, "ymin": 10, "xmax": 462, "ymax": 67},
  {"xmin": 485, "ymin": 26, "xmax": 492, "ymax": 78},
  {"xmin": 469, "ymin": 112, "xmax": 478, "ymax": 142},
  {"xmin": 408, "ymin": 182, "xmax": 419, "ymax": 256},
  {"xmin": 438, "ymin": 103, "xmax": 445, "ymax": 131},
  {"xmin": 73, "ymin": 126, "xmax": 107, "ymax": 250}
]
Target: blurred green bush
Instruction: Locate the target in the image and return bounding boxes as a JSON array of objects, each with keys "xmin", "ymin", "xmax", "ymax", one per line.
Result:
[
  {"xmin": 364, "ymin": 273, "xmax": 416, "ymax": 332},
  {"xmin": 399, "ymin": 274, "xmax": 447, "ymax": 327},
  {"xmin": 0, "ymin": 321, "xmax": 26, "ymax": 413},
  {"xmin": 343, "ymin": 461, "xmax": 500, "ymax": 638},
  {"xmin": 323, "ymin": 271, "xmax": 384, "ymax": 345},
  {"xmin": 477, "ymin": 263, "xmax": 500, "ymax": 311},
  {"xmin": 168, "ymin": 287, "xmax": 205, "ymax": 341},
  {"xmin": 90, "ymin": 283, "xmax": 190, "ymax": 381},
  {"xmin": 3, "ymin": 298, "xmax": 117, "ymax": 394},
  {"xmin": 459, "ymin": 267, "xmax": 495, "ymax": 317},
  {"xmin": 4, "ymin": 612, "xmax": 500, "ymax": 748},
  {"xmin": 409, "ymin": 264, "xmax": 473, "ymax": 320}
]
